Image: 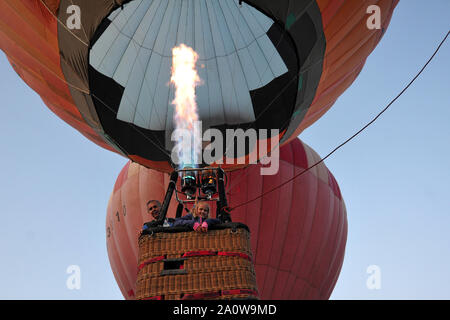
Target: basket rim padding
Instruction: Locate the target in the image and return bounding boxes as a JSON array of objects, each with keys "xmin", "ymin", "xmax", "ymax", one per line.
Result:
[{"xmin": 140, "ymin": 222, "xmax": 250, "ymax": 238}]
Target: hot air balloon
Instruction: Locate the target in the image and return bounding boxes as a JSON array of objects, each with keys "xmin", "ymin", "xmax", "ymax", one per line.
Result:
[
  {"xmin": 106, "ymin": 138, "xmax": 347, "ymax": 299},
  {"xmin": 0, "ymin": 0, "xmax": 398, "ymax": 172}
]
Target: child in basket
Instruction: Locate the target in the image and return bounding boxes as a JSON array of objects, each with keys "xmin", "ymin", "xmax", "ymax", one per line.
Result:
[{"xmin": 173, "ymin": 200, "xmax": 220, "ymax": 232}]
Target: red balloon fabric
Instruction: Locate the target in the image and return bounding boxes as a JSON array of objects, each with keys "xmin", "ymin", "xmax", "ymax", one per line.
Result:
[{"xmin": 106, "ymin": 138, "xmax": 347, "ymax": 299}]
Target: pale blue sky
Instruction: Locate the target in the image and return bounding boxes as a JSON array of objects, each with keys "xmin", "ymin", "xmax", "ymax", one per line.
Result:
[{"xmin": 0, "ymin": 1, "xmax": 449, "ymax": 299}]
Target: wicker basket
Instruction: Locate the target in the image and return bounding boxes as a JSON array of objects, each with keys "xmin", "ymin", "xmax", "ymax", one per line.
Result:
[{"xmin": 136, "ymin": 223, "xmax": 258, "ymax": 300}]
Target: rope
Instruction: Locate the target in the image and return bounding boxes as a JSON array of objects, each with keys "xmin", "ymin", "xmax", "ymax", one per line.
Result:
[{"xmin": 228, "ymin": 30, "xmax": 449, "ymax": 212}]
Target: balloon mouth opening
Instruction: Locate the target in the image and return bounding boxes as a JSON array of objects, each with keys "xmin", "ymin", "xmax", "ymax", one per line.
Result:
[{"xmin": 84, "ymin": 0, "xmax": 305, "ymax": 168}]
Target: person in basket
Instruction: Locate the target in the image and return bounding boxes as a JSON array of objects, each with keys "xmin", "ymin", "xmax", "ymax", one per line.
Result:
[
  {"xmin": 142, "ymin": 200, "xmax": 174, "ymax": 229},
  {"xmin": 173, "ymin": 201, "xmax": 220, "ymax": 232}
]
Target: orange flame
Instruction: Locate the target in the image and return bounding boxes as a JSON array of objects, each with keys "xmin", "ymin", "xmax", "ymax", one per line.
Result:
[{"xmin": 170, "ymin": 44, "xmax": 202, "ymax": 167}]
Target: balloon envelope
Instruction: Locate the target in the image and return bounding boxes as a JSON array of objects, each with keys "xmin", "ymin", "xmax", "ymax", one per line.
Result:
[
  {"xmin": 106, "ymin": 138, "xmax": 347, "ymax": 299},
  {"xmin": 0, "ymin": 0, "xmax": 397, "ymax": 172}
]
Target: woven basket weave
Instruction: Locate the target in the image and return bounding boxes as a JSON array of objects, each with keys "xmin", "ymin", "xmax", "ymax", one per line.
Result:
[{"xmin": 136, "ymin": 224, "xmax": 258, "ymax": 300}]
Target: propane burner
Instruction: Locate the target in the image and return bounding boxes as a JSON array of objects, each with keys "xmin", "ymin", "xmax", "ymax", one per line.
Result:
[{"xmin": 181, "ymin": 170, "xmax": 197, "ymax": 198}]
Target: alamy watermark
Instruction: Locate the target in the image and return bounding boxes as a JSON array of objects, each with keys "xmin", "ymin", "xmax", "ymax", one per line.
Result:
[
  {"xmin": 66, "ymin": 265, "xmax": 81, "ymax": 290},
  {"xmin": 65, "ymin": 4, "xmax": 383, "ymax": 32},
  {"xmin": 171, "ymin": 121, "xmax": 280, "ymax": 175},
  {"xmin": 366, "ymin": 265, "xmax": 381, "ymax": 290},
  {"xmin": 66, "ymin": 5, "xmax": 81, "ymax": 30},
  {"xmin": 366, "ymin": 5, "xmax": 382, "ymax": 30}
]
